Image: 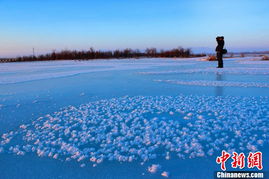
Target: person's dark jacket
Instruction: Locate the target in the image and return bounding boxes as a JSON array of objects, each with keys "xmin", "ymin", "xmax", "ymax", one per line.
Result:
[{"xmin": 215, "ymin": 39, "xmax": 224, "ymax": 53}]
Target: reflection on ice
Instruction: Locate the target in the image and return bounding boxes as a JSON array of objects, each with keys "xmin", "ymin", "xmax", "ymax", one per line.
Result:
[{"xmin": 215, "ymin": 73, "xmax": 223, "ymax": 96}]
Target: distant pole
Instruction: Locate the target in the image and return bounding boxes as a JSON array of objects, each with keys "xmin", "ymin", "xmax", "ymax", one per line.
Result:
[{"xmin": 32, "ymin": 48, "xmax": 35, "ymax": 58}]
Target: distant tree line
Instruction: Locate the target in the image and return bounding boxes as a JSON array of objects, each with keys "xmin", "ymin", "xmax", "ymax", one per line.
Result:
[{"xmin": 0, "ymin": 47, "xmax": 206, "ymax": 63}]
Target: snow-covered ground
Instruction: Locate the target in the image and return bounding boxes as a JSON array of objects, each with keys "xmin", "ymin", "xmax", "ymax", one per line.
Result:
[{"xmin": 0, "ymin": 57, "xmax": 268, "ymax": 178}]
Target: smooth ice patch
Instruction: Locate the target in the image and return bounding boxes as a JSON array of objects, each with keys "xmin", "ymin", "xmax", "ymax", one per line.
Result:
[{"xmin": 0, "ymin": 59, "xmax": 195, "ymax": 84}]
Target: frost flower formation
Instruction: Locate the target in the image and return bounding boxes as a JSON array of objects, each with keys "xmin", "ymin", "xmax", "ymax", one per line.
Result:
[{"xmin": 1, "ymin": 95, "xmax": 268, "ymax": 169}]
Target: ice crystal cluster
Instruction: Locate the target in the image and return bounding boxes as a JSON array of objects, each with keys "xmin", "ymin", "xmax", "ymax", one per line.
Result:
[{"xmin": 1, "ymin": 95, "xmax": 268, "ymax": 168}]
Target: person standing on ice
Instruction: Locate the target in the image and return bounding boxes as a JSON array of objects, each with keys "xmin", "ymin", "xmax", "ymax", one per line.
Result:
[{"xmin": 215, "ymin": 36, "xmax": 225, "ymax": 68}]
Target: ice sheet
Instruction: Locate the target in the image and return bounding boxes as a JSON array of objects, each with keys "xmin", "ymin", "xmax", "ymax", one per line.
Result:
[{"xmin": 0, "ymin": 57, "xmax": 269, "ymax": 178}]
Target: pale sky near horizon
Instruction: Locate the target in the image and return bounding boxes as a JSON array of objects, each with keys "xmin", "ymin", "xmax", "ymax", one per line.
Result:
[{"xmin": 0, "ymin": 0, "xmax": 269, "ymax": 57}]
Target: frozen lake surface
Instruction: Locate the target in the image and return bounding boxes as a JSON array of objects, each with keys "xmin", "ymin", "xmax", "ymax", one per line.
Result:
[{"xmin": 0, "ymin": 57, "xmax": 269, "ymax": 178}]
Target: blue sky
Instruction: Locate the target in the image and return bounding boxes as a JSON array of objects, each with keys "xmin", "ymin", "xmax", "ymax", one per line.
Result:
[{"xmin": 0, "ymin": 0, "xmax": 269, "ymax": 57}]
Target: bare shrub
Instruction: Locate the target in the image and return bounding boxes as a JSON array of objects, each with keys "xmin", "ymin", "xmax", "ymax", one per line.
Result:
[
  {"xmin": 207, "ymin": 55, "xmax": 217, "ymax": 61},
  {"xmin": 262, "ymin": 55, "xmax": 269, "ymax": 60}
]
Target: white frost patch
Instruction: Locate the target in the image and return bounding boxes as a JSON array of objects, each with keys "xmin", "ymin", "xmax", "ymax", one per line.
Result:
[
  {"xmin": 0, "ymin": 95, "xmax": 268, "ymax": 168},
  {"xmin": 154, "ymin": 80, "xmax": 269, "ymax": 88},
  {"xmin": 148, "ymin": 164, "xmax": 161, "ymax": 173},
  {"xmin": 161, "ymin": 171, "xmax": 169, "ymax": 178},
  {"xmin": 139, "ymin": 67, "xmax": 269, "ymax": 75},
  {"xmin": 238, "ymin": 60, "xmax": 269, "ymax": 65}
]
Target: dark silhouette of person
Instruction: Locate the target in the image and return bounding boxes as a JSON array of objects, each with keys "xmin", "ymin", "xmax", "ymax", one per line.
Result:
[{"xmin": 215, "ymin": 36, "xmax": 225, "ymax": 68}]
